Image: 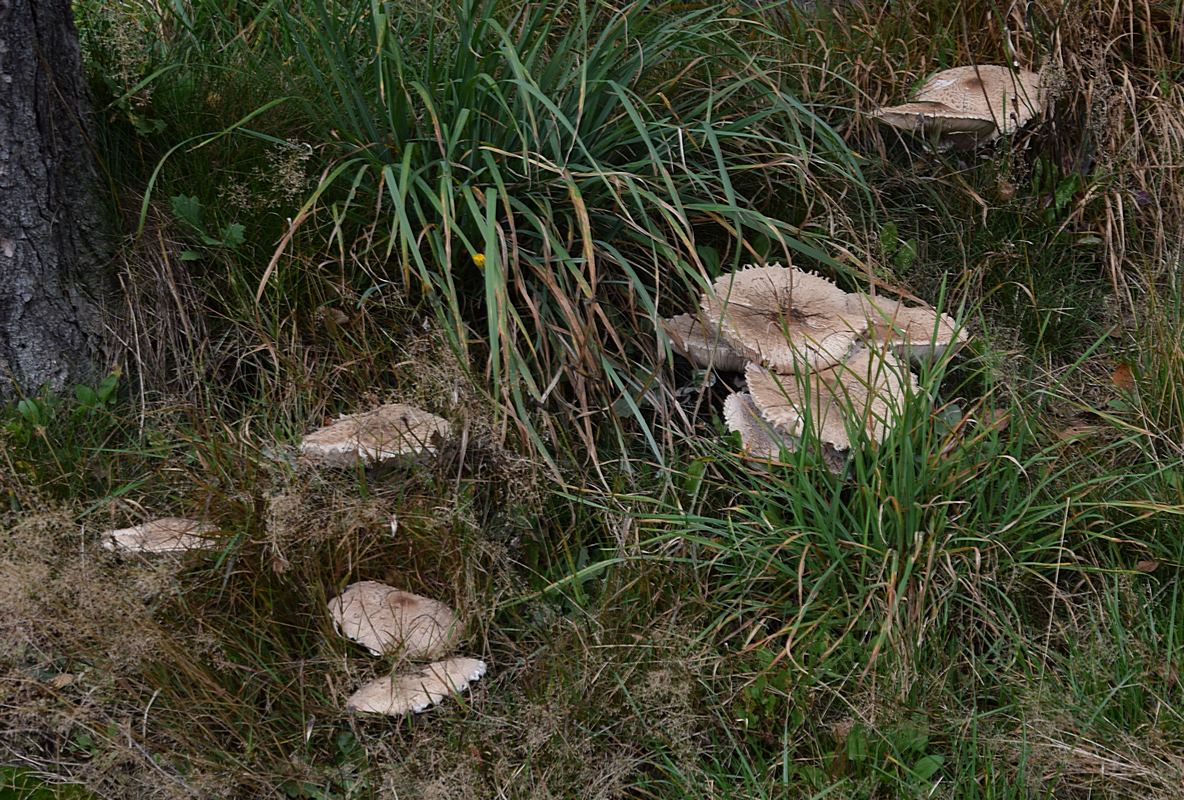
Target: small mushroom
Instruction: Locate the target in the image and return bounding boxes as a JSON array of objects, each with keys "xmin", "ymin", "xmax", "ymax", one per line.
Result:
[
  {"xmin": 661, "ymin": 313, "xmax": 754, "ymax": 372},
  {"xmin": 101, "ymin": 517, "xmax": 218, "ymax": 554},
  {"xmin": 346, "ymin": 657, "xmax": 487, "ymax": 716},
  {"xmin": 723, "ymin": 392, "xmax": 797, "ymax": 460},
  {"xmin": 300, "ymin": 403, "xmax": 450, "ymax": 467},
  {"xmin": 745, "ymin": 347, "xmax": 918, "ymax": 452},
  {"xmin": 328, "ymin": 581, "xmax": 461, "ymax": 659},
  {"xmin": 873, "ymin": 65, "xmax": 1043, "ymax": 149},
  {"xmin": 701, "ymin": 265, "xmax": 864, "ymax": 372},
  {"xmin": 844, "ymin": 293, "xmax": 967, "ymax": 362}
]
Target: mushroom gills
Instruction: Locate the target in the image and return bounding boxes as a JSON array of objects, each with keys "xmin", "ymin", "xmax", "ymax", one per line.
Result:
[{"xmin": 873, "ymin": 65, "xmax": 1043, "ymax": 148}]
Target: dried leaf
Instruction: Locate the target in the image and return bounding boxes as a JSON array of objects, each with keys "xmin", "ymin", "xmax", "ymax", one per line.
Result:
[
  {"xmin": 47, "ymin": 673, "xmax": 75, "ymax": 689},
  {"xmin": 1055, "ymin": 422, "xmax": 1100, "ymax": 440},
  {"xmin": 1112, "ymin": 363, "xmax": 1136, "ymax": 392},
  {"xmin": 979, "ymin": 407, "xmax": 1010, "ymax": 433}
]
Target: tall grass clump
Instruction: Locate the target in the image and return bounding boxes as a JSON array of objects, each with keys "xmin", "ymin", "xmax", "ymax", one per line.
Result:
[
  {"xmin": 270, "ymin": 0, "xmax": 864, "ymax": 471},
  {"xmin": 609, "ymin": 344, "xmax": 1184, "ymax": 797}
]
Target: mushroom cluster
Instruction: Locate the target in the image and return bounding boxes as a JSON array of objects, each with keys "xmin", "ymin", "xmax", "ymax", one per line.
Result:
[
  {"xmin": 873, "ymin": 65, "xmax": 1044, "ymax": 150},
  {"xmin": 302, "ymin": 406, "xmax": 486, "ymax": 716},
  {"xmin": 328, "ymin": 580, "xmax": 485, "ymax": 716},
  {"xmin": 92, "ymin": 403, "xmax": 478, "ymax": 723},
  {"xmin": 664, "ymin": 264, "xmax": 966, "ymax": 472}
]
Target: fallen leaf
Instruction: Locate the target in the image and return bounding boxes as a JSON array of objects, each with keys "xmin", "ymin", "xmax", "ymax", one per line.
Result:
[
  {"xmin": 1112, "ymin": 363, "xmax": 1136, "ymax": 392},
  {"xmin": 1135, "ymin": 560, "xmax": 1160, "ymax": 573},
  {"xmin": 1153, "ymin": 662, "xmax": 1179, "ymax": 687},
  {"xmin": 978, "ymin": 407, "xmax": 1010, "ymax": 433}
]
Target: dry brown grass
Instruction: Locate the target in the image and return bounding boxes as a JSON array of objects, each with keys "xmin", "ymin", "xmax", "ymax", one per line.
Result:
[{"xmin": 769, "ymin": 0, "xmax": 1182, "ymax": 299}]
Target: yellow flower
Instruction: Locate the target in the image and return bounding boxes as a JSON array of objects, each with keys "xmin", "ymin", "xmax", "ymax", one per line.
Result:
[{"xmin": 472, "ymin": 253, "xmax": 486, "ymax": 269}]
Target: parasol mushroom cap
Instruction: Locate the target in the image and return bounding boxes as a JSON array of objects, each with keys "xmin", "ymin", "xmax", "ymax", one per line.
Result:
[
  {"xmin": 745, "ymin": 347, "xmax": 918, "ymax": 451},
  {"xmin": 101, "ymin": 517, "xmax": 218, "ymax": 554},
  {"xmin": 701, "ymin": 265, "xmax": 864, "ymax": 372},
  {"xmin": 328, "ymin": 581, "xmax": 461, "ymax": 659},
  {"xmin": 844, "ymin": 293, "xmax": 967, "ymax": 362},
  {"xmin": 345, "ymin": 657, "xmax": 486, "ymax": 716},
  {"xmin": 873, "ymin": 65, "xmax": 1044, "ymax": 148},
  {"xmin": 661, "ymin": 313, "xmax": 754, "ymax": 373},
  {"xmin": 300, "ymin": 403, "xmax": 450, "ymax": 467},
  {"xmin": 723, "ymin": 392, "xmax": 798, "ymax": 460}
]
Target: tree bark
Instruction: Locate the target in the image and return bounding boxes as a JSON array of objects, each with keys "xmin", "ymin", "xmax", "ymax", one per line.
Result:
[{"xmin": 0, "ymin": 0, "xmax": 109, "ymax": 400}]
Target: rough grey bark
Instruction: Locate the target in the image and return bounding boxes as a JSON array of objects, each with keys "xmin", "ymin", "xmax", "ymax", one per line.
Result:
[{"xmin": 0, "ymin": 0, "xmax": 109, "ymax": 400}]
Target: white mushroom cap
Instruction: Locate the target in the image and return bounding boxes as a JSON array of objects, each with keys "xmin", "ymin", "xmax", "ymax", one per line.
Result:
[
  {"xmin": 661, "ymin": 313, "xmax": 754, "ymax": 372},
  {"xmin": 873, "ymin": 65, "xmax": 1043, "ymax": 147},
  {"xmin": 328, "ymin": 581, "xmax": 461, "ymax": 659},
  {"xmin": 723, "ymin": 392, "xmax": 798, "ymax": 460},
  {"xmin": 100, "ymin": 517, "xmax": 218, "ymax": 554},
  {"xmin": 300, "ymin": 403, "xmax": 450, "ymax": 467},
  {"xmin": 844, "ymin": 293, "xmax": 967, "ymax": 362},
  {"xmin": 345, "ymin": 657, "xmax": 486, "ymax": 716},
  {"xmin": 745, "ymin": 348, "xmax": 918, "ymax": 451},
  {"xmin": 701, "ymin": 265, "xmax": 864, "ymax": 371}
]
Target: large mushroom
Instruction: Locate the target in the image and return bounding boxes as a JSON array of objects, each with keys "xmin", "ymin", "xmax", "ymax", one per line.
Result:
[
  {"xmin": 745, "ymin": 347, "xmax": 918, "ymax": 452},
  {"xmin": 101, "ymin": 517, "xmax": 219, "ymax": 554},
  {"xmin": 844, "ymin": 293, "xmax": 967, "ymax": 362},
  {"xmin": 328, "ymin": 581, "xmax": 461, "ymax": 659},
  {"xmin": 701, "ymin": 265, "xmax": 864, "ymax": 372},
  {"xmin": 661, "ymin": 313, "xmax": 754, "ymax": 372},
  {"xmin": 300, "ymin": 403, "xmax": 450, "ymax": 467},
  {"xmin": 873, "ymin": 65, "xmax": 1043, "ymax": 149},
  {"xmin": 346, "ymin": 657, "xmax": 487, "ymax": 716}
]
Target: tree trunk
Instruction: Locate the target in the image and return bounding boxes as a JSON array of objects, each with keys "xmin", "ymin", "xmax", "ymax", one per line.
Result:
[{"xmin": 0, "ymin": 0, "xmax": 109, "ymax": 400}]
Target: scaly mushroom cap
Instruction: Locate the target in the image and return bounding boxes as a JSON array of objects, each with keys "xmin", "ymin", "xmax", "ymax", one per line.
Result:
[
  {"xmin": 701, "ymin": 265, "xmax": 863, "ymax": 371},
  {"xmin": 328, "ymin": 581, "xmax": 461, "ymax": 659},
  {"xmin": 300, "ymin": 403, "xmax": 450, "ymax": 467},
  {"xmin": 874, "ymin": 65, "xmax": 1043, "ymax": 147},
  {"xmin": 723, "ymin": 392, "xmax": 797, "ymax": 460},
  {"xmin": 844, "ymin": 293, "xmax": 967, "ymax": 361},
  {"xmin": 346, "ymin": 657, "xmax": 486, "ymax": 716},
  {"xmin": 661, "ymin": 313, "xmax": 754, "ymax": 372},
  {"xmin": 745, "ymin": 348, "xmax": 918, "ymax": 450},
  {"xmin": 101, "ymin": 517, "xmax": 218, "ymax": 554}
]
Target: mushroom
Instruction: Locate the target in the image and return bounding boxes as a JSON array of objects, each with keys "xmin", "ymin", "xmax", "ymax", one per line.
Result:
[
  {"xmin": 661, "ymin": 313, "xmax": 754, "ymax": 372},
  {"xmin": 300, "ymin": 403, "xmax": 450, "ymax": 467},
  {"xmin": 701, "ymin": 265, "xmax": 864, "ymax": 372},
  {"xmin": 723, "ymin": 392, "xmax": 798, "ymax": 460},
  {"xmin": 745, "ymin": 347, "xmax": 918, "ymax": 452},
  {"xmin": 328, "ymin": 581, "xmax": 461, "ymax": 659},
  {"xmin": 873, "ymin": 65, "xmax": 1043, "ymax": 149},
  {"xmin": 346, "ymin": 657, "xmax": 486, "ymax": 716},
  {"xmin": 101, "ymin": 517, "xmax": 218, "ymax": 554},
  {"xmin": 844, "ymin": 293, "xmax": 967, "ymax": 362}
]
